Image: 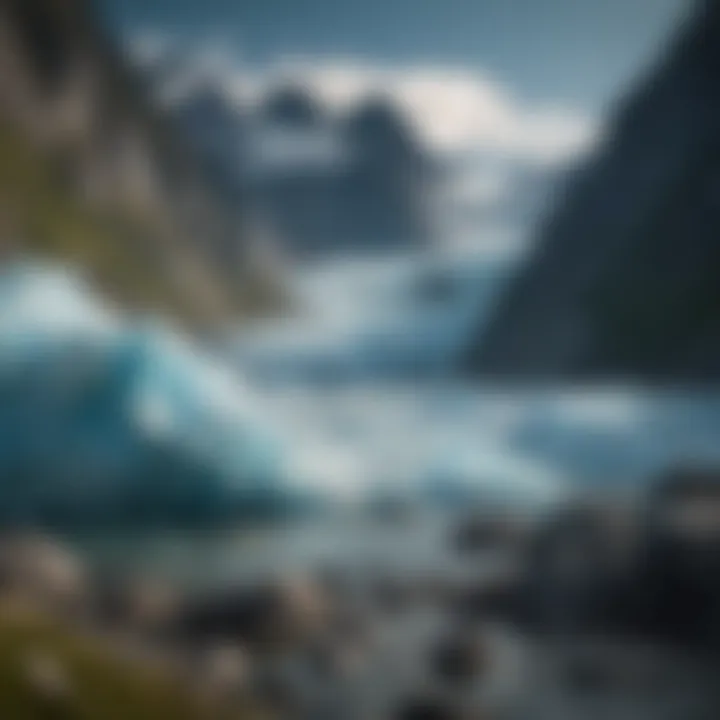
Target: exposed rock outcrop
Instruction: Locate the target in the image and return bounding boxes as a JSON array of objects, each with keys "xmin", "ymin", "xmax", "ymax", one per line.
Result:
[{"xmin": 0, "ymin": 0, "xmax": 281, "ymax": 322}]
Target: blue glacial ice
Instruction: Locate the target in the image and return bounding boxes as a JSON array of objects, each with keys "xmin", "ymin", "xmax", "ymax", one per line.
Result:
[
  {"xmin": 5, "ymin": 258, "xmax": 717, "ymax": 527},
  {"xmin": 0, "ymin": 262, "xmax": 289, "ymax": 525}
]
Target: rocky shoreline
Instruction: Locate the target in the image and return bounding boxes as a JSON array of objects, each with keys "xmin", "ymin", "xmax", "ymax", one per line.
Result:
[{"xmin": 1, "ymin": 467, "xmax": 720, "ymax": 719}]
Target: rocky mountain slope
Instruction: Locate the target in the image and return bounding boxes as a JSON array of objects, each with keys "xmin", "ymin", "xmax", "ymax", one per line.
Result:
[
  {"xmin": 465, "ymin": 0, "xmax": 720, "ymax": 382},
  {"xmin": 0, "ymin": 0, "xmax": 280, "ymax": 325}
]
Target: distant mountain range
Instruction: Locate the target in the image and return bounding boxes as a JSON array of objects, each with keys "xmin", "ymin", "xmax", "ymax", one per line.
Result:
[
  {"xmin": 466, "ymin": 0, "xmax": 720, "ymax": 382},
  {"xmin": 0, "ymin": 0, "xmax": 282, "ymax": 324},
  {"xmin": 160, "ymin": 77, "xmax": 439, "ymax": 258}
]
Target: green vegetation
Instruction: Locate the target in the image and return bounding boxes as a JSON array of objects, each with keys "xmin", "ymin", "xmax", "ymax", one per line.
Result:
[
  {"xmin": 0, "ymin": 119, "xmax": 227, "ymax": 325},
  {"xmin": 0, "ymin": 605, "xmax": 261, "ymax": 720}
]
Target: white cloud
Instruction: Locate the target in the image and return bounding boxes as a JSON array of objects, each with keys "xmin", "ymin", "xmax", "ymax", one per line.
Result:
[
  {"xmin": 127, "ymin": 31, "xmax": 599, "ymax": 164},
  {"xmin": 236, "ymin": 58, "xmax": 599, "ymax": 163}
]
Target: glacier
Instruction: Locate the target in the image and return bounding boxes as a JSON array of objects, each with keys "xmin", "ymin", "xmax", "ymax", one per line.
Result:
[
  {"xmin": 0, "ymin": 262, "xmax": 289, "ymax": 526},
  {"xmin": 5, "ymin": 258, "xmax": 717, "ymax": 528}
]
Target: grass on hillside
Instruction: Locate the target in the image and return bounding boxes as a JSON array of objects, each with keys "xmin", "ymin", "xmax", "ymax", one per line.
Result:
[
  {"xmin": 0, "ymin": 604, "xmax": 262, "ymax": 720},
  {"xmin": 0, "ymin": 118, "xmax": 228, "ymax": 325}
]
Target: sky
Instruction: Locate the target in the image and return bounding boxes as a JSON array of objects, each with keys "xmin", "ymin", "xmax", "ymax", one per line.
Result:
[
  {"xmin": 99, "ymin": 0, "xmax": 689, "ymax": 113},
  {"xmin": 96, "ymin": 0, "xmax": 694, "ymax": 256}
]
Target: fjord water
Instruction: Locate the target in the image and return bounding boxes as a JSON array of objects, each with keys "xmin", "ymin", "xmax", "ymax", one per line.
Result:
[{"xmin": 3, "ymin": 252, "xmax": 719, "ymax": 585}]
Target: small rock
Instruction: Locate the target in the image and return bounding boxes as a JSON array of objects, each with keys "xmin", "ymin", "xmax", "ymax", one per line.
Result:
[
  {"xmin": 93, "ymin": 573, "xmax": 179, "ymax": 633},
  {"xmin": 561, "ymin": 653, "xmax": 613, "ymax": 695},
  {"xmin": 328, "ymin": 603, "xmax": 374, "ymax": 648},
  {"xmin": 252, "ymin": 664, "xmax": 313, "ymax": 717},
  {"xmin": 430, "ymin": 629, "xmax": 489, "ymax": 684},
  {"xmin": 175, "ymin": 574, "xmax": 332, "ymax": 651},
  {"xmin": 22, "ymin": 650, "xmax": 72, "ymax": 701},
  {"xmin": 196, "ymin": 642, "xmax": 251, "ymax": 697},
  {"xmin": 372, "ymin": 576, "xmax": 418, "ymax": 614},
  {"xmin": 305, "ymin": 637, "xmax": 367, "ymax": 680},
  {"xmin": 453, "ymin": 571, "xmax": 520, "ymax": 622},
  {"xmin": 392, "ymin": 694, "xmax": 478, "ymax": 720},
  {"xmin": 452, "ymin": 515, "xmax": 520, "ymax": 555},
  {"xmin": 0, "ymin": 534, "xmax": 87, "ymax": 616}
]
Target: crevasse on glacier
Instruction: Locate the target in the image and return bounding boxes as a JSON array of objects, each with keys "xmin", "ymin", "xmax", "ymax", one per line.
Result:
[{"xmin": 0, "ymin": 262, "xmax": 287, "ymax": 526}]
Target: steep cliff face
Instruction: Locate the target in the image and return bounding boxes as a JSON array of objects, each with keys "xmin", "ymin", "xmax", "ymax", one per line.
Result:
[
  {"xmin": 0, "ymin": 0, "xmax": 279, "ymax": 323},
  {"xmin": 465, "ymin": 0, "xmax": 720, "ymax": 382}
]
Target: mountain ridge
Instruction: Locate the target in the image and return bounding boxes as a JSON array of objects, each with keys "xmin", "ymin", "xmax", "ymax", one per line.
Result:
[
  {"xmin": 465, "ymin": 0, "xmax": 720, "ymax": 382},
  {"xmin": 0, "ymin": 0, "xmax": 282, "ymax": 325},
  {"xmin": 164, "ymin": 74, "xmax": 438, "ymax": 258}
]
